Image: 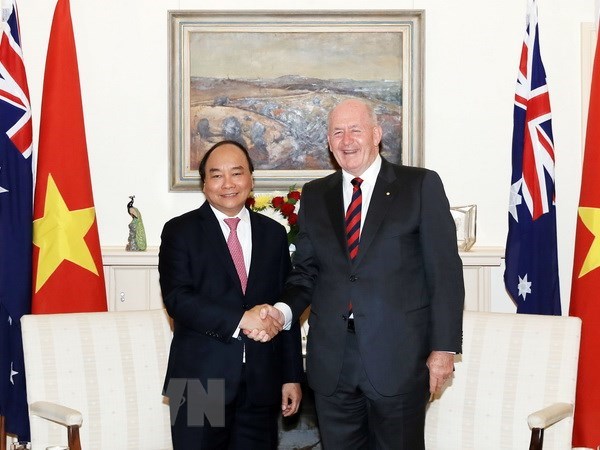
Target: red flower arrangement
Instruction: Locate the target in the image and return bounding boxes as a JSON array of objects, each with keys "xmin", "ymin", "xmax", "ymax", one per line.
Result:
[{"xmin": 246, "ymin": 187, "xmax": 301, "ymax": 246}]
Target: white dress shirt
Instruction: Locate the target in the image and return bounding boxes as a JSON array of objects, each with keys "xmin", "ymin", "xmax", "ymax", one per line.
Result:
[
  {"xmin": 278, "ymin": 155, "xmax": 383, "ymax": 328},
  {"xmin": 209, "ymin": 205, "xmax": 251, "ymax": 347},
  {"xmin": 342, "ymin": 155, "xmax": 382, "ymax": 235},
  {"xmin": 209, "ymin": 205, "xmax": 252, "ymax": 275}
]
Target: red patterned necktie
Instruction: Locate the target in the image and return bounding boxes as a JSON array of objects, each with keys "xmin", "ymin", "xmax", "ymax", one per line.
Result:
[
  {"xmin": 346, "ymin": 177, "xmax": 363, "ymax": 261},
  {"xmin": 346, "ymin": 177, "xmax": 363, "ymax": 316},
  {"xmin": 224, "ymin": 217, "xmax": 247, "ymax": 293}
]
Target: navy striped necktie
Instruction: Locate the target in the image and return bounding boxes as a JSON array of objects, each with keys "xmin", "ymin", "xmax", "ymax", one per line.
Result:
[{"xmin": 346, "ymin": 177, "xmax": 363, "ymax": 260}]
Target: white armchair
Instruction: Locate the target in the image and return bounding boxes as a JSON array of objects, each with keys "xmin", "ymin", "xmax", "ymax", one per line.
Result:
[
  {"xmin": 425, "ymin": 310, "xmax": 582, "ymax": 450},
  {"xmin": 21, "ymin": 309, "xmax": 173, "ymax": 450}
]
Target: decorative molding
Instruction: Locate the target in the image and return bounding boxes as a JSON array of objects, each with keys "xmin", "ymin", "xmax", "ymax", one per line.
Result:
[
  {"xmin": 101, "ymin": 245, "xmax": 504, "ymax": 267},
  {"xmin": 102, "ymin": 246, "xmax": 159, "ymax": 266}
]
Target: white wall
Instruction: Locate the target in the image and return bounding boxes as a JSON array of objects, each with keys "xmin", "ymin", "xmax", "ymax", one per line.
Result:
[{"xmin": 17, "ymin": 0, "xmax": 596, "ymax": 313}]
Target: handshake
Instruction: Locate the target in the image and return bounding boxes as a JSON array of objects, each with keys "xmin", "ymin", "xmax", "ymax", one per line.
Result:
[{"xmin": 240, "ymin": 304, "xmax": 285, "ymax": 343}]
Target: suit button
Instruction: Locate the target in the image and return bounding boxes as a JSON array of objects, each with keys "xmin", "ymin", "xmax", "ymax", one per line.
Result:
[
  {"xmin": 242, "ymin": 304, "xmax": 249, "ymax": 310},
  {"xmin": 350, "ymin": 275, "xmax": 357, "ymax": 282}
]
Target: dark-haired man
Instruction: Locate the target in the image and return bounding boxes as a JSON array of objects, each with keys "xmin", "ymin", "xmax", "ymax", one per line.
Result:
[{"xmin": 159, "ymin": 140, "xmax": 303, "ymax": 449}]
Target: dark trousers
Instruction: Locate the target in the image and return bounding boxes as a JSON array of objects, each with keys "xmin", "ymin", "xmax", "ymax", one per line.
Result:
[
  {"xmin": 171, "ymin": 365, "xmax": 279, "ymax": 450},
  {"xmin": 314, "ymin": 331, "xmax": 429, "ymax": 450}
]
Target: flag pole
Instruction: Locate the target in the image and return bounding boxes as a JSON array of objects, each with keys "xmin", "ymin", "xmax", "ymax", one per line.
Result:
[{"xmin": 1, "ymin": 415, "xmax": 6, "ymax": 450}]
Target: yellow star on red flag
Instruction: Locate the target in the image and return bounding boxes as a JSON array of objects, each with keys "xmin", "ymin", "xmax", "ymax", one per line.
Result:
[
  {"xmin": 577, "ymin": 206, "xmax": 600, "ymax": 278},
  {"xmin": 33, "ymin": 174, "xmax": 98, "ymax": 292}
]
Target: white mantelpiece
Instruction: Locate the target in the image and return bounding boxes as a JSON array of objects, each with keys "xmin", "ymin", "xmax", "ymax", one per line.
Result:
[{"xmin": 102, "ymin": 246, "xmax": 504, "ymax": 312}]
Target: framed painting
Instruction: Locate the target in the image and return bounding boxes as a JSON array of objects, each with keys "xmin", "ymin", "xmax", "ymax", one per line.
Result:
[{"xmin": 168, "ymin": 10, "xmax": 424, "ymax": 191}]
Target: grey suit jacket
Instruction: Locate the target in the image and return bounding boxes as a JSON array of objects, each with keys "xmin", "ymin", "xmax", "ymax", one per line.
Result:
[{"xmin": 281, "ymin": 158, "xmax": 464, "ymax": 396}]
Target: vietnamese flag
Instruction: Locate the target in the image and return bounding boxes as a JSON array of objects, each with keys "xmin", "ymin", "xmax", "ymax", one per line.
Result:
[
  {"xmin": 32, "ymin": 0, "xmax": 106, "ymax": 313},
  {"xmin": 569, "ymin": 21, "xmax": 600, "ymax": 449}
]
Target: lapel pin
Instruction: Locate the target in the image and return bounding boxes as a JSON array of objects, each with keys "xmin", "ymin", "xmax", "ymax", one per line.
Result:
[{"xmin": 386, "ymin": 192, "xmax": 391, "ymax": 196}]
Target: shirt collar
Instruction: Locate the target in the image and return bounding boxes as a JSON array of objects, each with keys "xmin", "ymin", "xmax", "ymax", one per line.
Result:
[
  {"xmin": 342, "ymin": 154, "xmax": 382, "ymax": 186},
  {"xmin": 208, "ymin": 203, "xmax": 251, "ymax": 224}
]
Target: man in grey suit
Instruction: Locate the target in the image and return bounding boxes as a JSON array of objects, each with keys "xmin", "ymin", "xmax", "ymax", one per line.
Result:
[{"xmin": 270, "ymin": 99, "xmax": 464, "ymax": 449}]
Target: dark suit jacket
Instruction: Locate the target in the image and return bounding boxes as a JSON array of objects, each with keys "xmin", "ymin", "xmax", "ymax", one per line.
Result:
[
  {"xmin": 159, "ymin": 202, "xmax": 303, "ymax": 406},
  {"xmin": 281, "ymin": 158, "xmax": 464, "ymax": 397}
]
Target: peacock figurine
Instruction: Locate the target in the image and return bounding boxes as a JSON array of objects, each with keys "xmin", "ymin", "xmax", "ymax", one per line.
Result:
[{"xmin": 126, "ymin": 195, "xmax": 147, "ymax": 251}]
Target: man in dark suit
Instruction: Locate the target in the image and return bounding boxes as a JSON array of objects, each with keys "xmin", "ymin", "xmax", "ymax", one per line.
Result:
[
  {"xmin": 159, "ymin": 141, "xmax": 304, "ymax": 449},
  {"xmin": 274, "ymin": 99, "xmax": 464, "ymax": 449}
]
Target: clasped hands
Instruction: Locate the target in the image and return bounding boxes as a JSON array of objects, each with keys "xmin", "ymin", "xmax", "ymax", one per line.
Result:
[{"xmin": 239, "ymin": 304, "xmax": 285, "ymax": 343}]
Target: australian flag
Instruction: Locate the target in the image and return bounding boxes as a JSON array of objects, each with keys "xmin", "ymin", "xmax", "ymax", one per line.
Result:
[
  {"xmin": 504, "ymin": 0, "xmax": 561, "ymax": 315},
  {"xmin": 0, "ymin": 0, "xmax": 33, "ymax": 439}
]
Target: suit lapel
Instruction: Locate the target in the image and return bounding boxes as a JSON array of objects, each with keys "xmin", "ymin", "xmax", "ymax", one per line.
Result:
[
  {"xmin": 246, "ymin": 210, "xmax": 265, "ymax": 295},
  {"xmin": 353, "ymin": 159, "xmax": 400, "ymax": 267},
  {"xmin": 198, "ymin": 203, "xmax": 244, "ymax": 294},
  {"xmin": 324, "ymin": 172, "xmax": 349, "ymax": 258}
]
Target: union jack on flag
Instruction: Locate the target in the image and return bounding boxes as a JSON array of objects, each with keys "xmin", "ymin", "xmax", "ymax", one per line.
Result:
[
  {"xmin": 504, "ymin": 0, "xmax": 561, "ymax": 315},
  {"xmin": 0, "ymin": 0, "xmax": 33, "ymax": 439}
]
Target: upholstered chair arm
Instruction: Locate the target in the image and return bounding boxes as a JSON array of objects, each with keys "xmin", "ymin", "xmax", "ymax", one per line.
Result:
[
  {"xmin": 29, "ymin": 401, "xmax": 83, "ymax": 450},
  {"xmin": 527, "ymin": 402, "xmax": 573, "ymax": 429},
  {"xmin": 527, "ymin": 402, "xmax": 573, "ymax": 450},
  {"xmin": 29, "ymin": 401, "xmax": 83, "ymax": 427}
]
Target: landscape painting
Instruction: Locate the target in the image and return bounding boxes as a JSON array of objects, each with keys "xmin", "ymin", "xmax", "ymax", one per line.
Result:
[{"xmin": 169, "ymin": 11, "xmax": 423, "ymax": 191}]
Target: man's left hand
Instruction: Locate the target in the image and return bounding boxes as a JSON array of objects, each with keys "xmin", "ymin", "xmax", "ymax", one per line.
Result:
[
  {"xmin": 281, "ymin": 383, "xmax": 302, "ymax": 417},
  {"xmin": 426, "ymin": 351, "xmax": 455, "ymax": 395}
]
